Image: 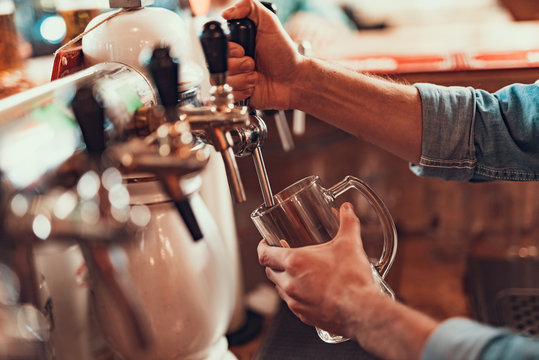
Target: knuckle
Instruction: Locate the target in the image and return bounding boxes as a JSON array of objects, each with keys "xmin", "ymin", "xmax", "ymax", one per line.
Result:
[
  {"xmin": 258, "ymin": 252, "xmax": 270, "ymax": 266},
  {"xmin": 264, "ymin": 267, "xmax": 274, "ymax": 281},
  {"xmin": 284, "ymin": 253, "xmax": 301, "ymax": 273},
  {"xmin": 287, "ymin": 300, "xmax": 300, "ymax": 313},
  {"xmin": 283, "ymin": 281, "xmax": 299, "ymax": 298}
]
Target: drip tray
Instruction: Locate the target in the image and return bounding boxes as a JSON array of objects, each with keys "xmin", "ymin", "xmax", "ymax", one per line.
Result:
[
  {"xmin": 495, "ymin": 289, "xmax": 539, "ymax": 336},
  {"xmin": 466, "ymin": 256, "xmax": 539, "ymax": 337},
  {"xmin": 254, "ymin": 302, "xmax": 379, "ymax": 360}
]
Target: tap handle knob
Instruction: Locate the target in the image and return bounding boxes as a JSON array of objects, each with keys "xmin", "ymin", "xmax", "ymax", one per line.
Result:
[
  {"xmin": 72, "ymin": 86, "xmax": 105, "ymax": 156},
  {"xmin": 227, "ymin": 18, "xmax": 256, "ymax": 59},
  {"xmin": 148, "ymin": 46, "xmax": 179, "ymax": 109},
  {"xmin": 200, "ymin": 21, "xmax": 228, "ymax": 77},
  {"xmin": 260, "ymin": 1, "xmax": 277, "ymax": 14}
]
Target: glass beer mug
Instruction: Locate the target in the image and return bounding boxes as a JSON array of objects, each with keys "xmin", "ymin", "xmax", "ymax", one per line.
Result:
[{"xmin": 251, "ymin": 175, "xmax": 397, "ymax": 343}]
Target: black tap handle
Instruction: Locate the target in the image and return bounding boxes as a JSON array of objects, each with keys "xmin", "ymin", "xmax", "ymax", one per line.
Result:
[
  {"xmin": 72, "ymin": 86, "xmax": 105, "ymax": 156},
  {"xmin": 175, "ymin": 199, "xmax": 203, "ymax": 241},
  {"xmin": 260, "ymin": 1, "xmax": 277, "ymax": 15},
  {"xmin": 200, "ymin": 21, "xmax": 228, "ymax": 75},
  {"xmin": 148, "ymin": 46, "xmax": 179, "ymax": 108},
  {"xmin": 227, "ymin": 18, "xmax": 256, "ymax": 59}
]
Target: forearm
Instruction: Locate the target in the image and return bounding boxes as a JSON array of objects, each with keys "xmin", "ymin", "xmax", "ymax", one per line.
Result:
[
  {"xmin": 352, "ymin": 295, "xmax": 438, "ymax": 360},
  {"xmin": 291, "ymin": 57, "xmax": 423, "ymax": 163}
]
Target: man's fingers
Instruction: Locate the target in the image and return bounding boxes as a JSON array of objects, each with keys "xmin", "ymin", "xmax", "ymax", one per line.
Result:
[
  {"xmin": 257, "ymin": 239, "xmax": 287, "ymax": 271},
  {"xmin": 228, "ymin": 42, "xmax": 245, "ymax": 58},
  {"xmin": 273, "ymin": 283, "xmax": 316, "ymax": 326},
  {"xmin": 227, "ymin": 72, "xmax": 257, "ymax": 91},
  {"xmin": 267, "ymin": 268, "xmax": 309, "ymax": 303},
  {"xmin": 228, "ymin": 56, "xmax": 255, "ymax": 76},
  {"xmin": 232, "ymin": 88, "xmax": 254, "ymax": 102}
]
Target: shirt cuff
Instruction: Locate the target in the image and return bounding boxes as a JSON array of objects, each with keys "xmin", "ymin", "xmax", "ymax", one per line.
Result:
[
  {"xmin": 421, "ymin": 318, "xmax": 509, "ymax": 360},
  {"xmin": 410, "ymin": 83, "xmax": 477, "ymax": 181}
]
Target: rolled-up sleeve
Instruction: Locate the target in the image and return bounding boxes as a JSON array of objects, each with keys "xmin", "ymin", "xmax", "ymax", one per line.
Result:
[{"xmin": 411, "ymin": 82, "xmax": 539, "ymax": 182}]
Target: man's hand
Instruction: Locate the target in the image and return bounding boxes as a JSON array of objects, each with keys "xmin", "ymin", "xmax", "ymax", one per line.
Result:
[
  {"xmin": 257, "ymin": 202, "xmax": 378, "ymax": 337},
  {"xmin": 222, "ymin": 0, "xmax": 303, "ymax": 110},
  {"xmin": 257, "ymin": 202, "xmax": 438, "ymax": 360}
]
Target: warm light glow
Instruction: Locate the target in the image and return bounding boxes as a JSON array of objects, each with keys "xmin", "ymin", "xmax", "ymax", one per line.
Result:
[
  {"xmin": 518, "ymin": 247, "xmax": 529, "ymax": 258},
  {"xmin": 32, "ymin": 214, "xmax": 51, "ymax": 240},
  {"xmin": 77, "ymin": 171, "xmax": 100, "ymax": 200},
  {"xmin": 0, "ymin": 1, "xmax": 15, "ymax": 15},
  {"xmin": 102, "ymin": 167, "xmax": 123, "ymax": 190},
  {"xmin": 196, "ymin": 147, "xmax": 211, "ymax": 162},
  {"xmin": 159, "ymin": 144, "xmax": 171, "ymax": 157},
  {"xmin": 10, "ymin": 194, "xmax": 29, "ymax": 217},
  {"xmin": 0, "ymin": 117, "xmax": 78, "ymax": 189},
  {"xmin": 174, "ymin": 121, "xmax": 190, "ymax": 134},
  {"xmin": 0, "ymin": 263, "xmax": 20, "ymax": 305},
  {"xmin": 108, "ymin": 184, "xmax": 130, "ymax": 209},
  {"xmin": 81, "ymin": 201, "xmax": 100, "ymax": 225},
  {"xmin": 40, "ymin": 15, "xmax": 67, "ymax": 44},
  {"xmin": 130, "ymin": 205, "xmax": 151, "ymax": 227},
  {"xmin": 189, "ymin": 0, "xmax": 211, "ymax": 17},
  {"xmin": 157, "ymin": 124, "xmax": 169, "ymax": 138},
  {"xmin": 181, "ymin": 132, "xmax": 193, "ymax": 145},
  {"xmin": 111, "ymin": 206, "xmax": 130, "ymax": 223},
  {"xmin": 53, "ymin": 191, "xmax": 77, "ymax": 219}
]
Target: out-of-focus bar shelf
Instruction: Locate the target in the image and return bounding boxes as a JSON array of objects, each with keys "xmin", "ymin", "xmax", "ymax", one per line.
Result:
[{"xmin": 317, "ymin": 20, "xmax": 539, "ymax": 91}]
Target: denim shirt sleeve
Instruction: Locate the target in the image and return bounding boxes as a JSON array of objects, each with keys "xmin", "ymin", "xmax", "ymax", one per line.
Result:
[
  {"xmin": 422, "ymin": 318, "xmax": 539, "ymax": 360},
  {"xmin": 410, "ymin": 82, "xmax": 539, "ymax": 181}
]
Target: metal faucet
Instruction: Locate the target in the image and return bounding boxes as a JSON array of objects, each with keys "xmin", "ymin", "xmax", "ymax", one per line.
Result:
[
  {"xmin": 177, "ymin": 20, "xmax": 253, "ymax": 204},
  {"xmin": 226, "ymin": 17, "xmax": 276, "ymax": 206}
]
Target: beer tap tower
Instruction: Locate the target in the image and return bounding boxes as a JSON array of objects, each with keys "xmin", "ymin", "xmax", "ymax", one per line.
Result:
[
  {"xmin": 0, "ymin": 2, "xmax": 286, "ymax": 359},
  {"xmin": 82, "ymin": 2, "xmax": 250, "ymax": 338}
]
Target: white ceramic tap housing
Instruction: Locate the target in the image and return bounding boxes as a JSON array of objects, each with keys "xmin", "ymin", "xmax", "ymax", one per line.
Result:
[
  {"xmin": 81, "ymin": 4, "xmax": 243, "ymax": 359},
  {"xmin": 85, "ymin": 179, "xmax": 237, "ymax": 359}
]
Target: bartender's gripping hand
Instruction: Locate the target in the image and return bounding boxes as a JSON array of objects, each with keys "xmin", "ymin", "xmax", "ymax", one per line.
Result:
[
  {"xmin": 223, "ymin": 0, "xmax": 303, "ymax": 110},
  {"xmin": 257, "ymin": 202, "xmax": 380, "ymax": 339}
]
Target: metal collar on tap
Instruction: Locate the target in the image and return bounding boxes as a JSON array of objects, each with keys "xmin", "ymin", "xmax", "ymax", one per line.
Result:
[{"xmin": 109, "ymin": 0, "xmax": 154, "ymax": 8}]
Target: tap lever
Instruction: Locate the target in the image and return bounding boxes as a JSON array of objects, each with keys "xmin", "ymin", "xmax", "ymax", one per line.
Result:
[
  {"xmin": 90, "ymin": 245, "xmax": 152, "ymax": 350},
  {"xmin": 263, "ymin": 110, "xmax": 294, "ymax": 152},
  {"xmin": 72, "ymin": 85, "xmax": 152, "ymax": 349},
  {"xmin": 227, "ymin": 18, "xmax": 256, "ymax": 59},
  {"xmin": 175, "ymin": 198, "xmax": 203, "ymax": 240},
  {"xmin": 292, "ymin": 41, "xmax": 312, "ymax": 136},
  {"xmin": 260, "ymin": 1, "xmax": 277, "ymax": 14},
  {"xmin": 162, "ymin": 173, "xmax": 204, "ymax": 241},
  {"xmin": 275, "ymin": 110, "xmax": 294, "ymax": 151},
  {"xmin": 72, "ymin": 86, "xmax": 105, "ymax": 157},
  {"xmin": 148, "ymin": 46, "xmax": 179, "ymax": 112},
  {"xmin": 200, "ymin": 21, "xmax": 228, "ymax": 83},
  {"xmin": 227, "ymin": 17, "xmax": 256, "ymax": 107}
]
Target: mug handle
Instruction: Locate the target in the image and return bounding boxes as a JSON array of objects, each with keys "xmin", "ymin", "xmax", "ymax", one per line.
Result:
[{"xmin": 329, "ymin": 176, "xmax": 397, "ymax": 279}]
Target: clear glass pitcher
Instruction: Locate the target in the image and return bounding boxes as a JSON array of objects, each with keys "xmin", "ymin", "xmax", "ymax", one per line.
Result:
[{"xmin": 251, "ymin": 175, "xmax": 397, "ymax": 344}]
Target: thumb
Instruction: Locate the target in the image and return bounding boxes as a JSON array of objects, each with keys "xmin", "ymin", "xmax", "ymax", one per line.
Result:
[
  {"xmin": 333, "ymin": 202, "xmax": 363, "ymax": 246},
  {"xmin": 222, "ymin": 0, "xmax": 262, "ymax": 25}
]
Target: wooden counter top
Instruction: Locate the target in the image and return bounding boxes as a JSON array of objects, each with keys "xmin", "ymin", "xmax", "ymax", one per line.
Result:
[{"xmin": 314, "ymin": 20, "xmax": 539, "ymax": 92}]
